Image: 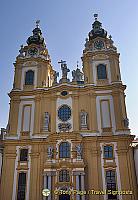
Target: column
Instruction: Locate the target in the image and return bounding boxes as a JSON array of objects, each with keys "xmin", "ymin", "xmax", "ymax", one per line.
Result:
[
  {"xmin": 81, "ymin": 173, "xmax": 85, "ymax": 200},
  {"xmin": 48, "ymin": 175, "xmax": 52, "ymax": 200},
  {"xmin": 43, "ymin": 174, "xmax": 47, "ymax": 200},
  {"xmin": 76, "ymin": 175, "xmax": 80, "ymax": 200}
]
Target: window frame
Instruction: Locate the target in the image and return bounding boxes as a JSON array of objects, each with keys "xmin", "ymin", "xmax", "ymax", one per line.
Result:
[
  {"xmin": 17, "ymin": 172, "xmax": 27, "ymax": 200},
  {"xmin": 59, "ymin": 170, "xmax": 70, "ymax": 182},
  {"xmin": 20, "ymin": 149, "xmax": 28, "ymax": 162},
  {"xmin": 104, "ymin": 145, "xmax": 113, "ymax": 159},
  {"xmin": 25, "ymin": 70, "xmax": 34, "ymax": 85},
  {"xmin": 59, "ymin": 142, "xmax": 71, "ymax": 158},
  {"xmin": 97, "ymin": 64, "xmax": 107, "ymax": 80},
  {"xmin": 58, "ymin": 105, "xmax": 72, "ymax": 122},
  {"xmin": 105, "ymin": 170, "xmax": 117, "ymax": 200}
]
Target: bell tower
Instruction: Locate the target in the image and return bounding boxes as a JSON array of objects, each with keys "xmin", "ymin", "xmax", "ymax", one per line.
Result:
[
  {"xmin": 7, "ymin": 21, "xmax": 54, "ymax": 137},
  {"xmin": 13, "ymin": 20, "xmax": 54, "ymax": 91},
  {"xmin": 82, "ymin": 14, "xmax": 129, "ymax": 134}
]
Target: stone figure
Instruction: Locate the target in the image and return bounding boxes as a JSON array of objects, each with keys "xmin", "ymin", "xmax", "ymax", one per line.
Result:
[
  {"xmin": 123, "ymin": 117, "xmax": 129, "ymax": 128},
  {"xmin": 53, "ymin": 70, "xmax": 59, "ymax": 84},
  {"xmin": 42, "ymin": 80, "xmax": 46, "ymax": 87},
  {"xmin": 43, "ymin": 112, "xmax": 50, "ymax": 131},
  {"xmin": 18, "ymin": 45, "xmax": 24, "ymax": 58},
  {"xmin": 47, "ymin": 146, "xmax": 53, "ymax": 159},
  {"xmin": 76, "ymin": 144, "xmax": 83, "ymax": 159},
  {"xmin": 58, "ymin": 60, "xmax": 70, "ymax": 83},
  {"xmin": 80, "ymin": 110, "xmax": 88, "ymax": 130},
  {"xmin": 72, "ymin": 68, "xmax": 84, "ymax": 82}
]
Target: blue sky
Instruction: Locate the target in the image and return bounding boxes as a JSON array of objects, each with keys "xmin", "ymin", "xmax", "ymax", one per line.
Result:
[{"xmin": 0, "ymin": 0, "xmax": 138, "ymax": 137}]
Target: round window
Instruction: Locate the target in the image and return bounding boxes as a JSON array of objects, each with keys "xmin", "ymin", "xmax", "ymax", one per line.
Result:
[{"xmin": 58, "ymin": 105, "xmax": 71, "ymax": 122}]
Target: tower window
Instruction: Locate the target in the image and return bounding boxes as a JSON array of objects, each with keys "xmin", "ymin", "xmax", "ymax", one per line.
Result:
[
  {"xmin": 59, "ymin": 142, "xmax": 70, "ymax": 158},
  {"xmin": 25, "ymin": 70, "xmax": 34, "ymax": 85},
  {"xmin": 97, "ymin": 64, "xmax": 107, "ymax": 79},
  {"xmin": 106, "ymin": 170, "xmax": 117, "ymax": 199},
  {"xmin": 104, "ymin": 146, "xmax": 113, "ymax": 158},
  {"xmin": 20, "ymin": 149, "xmax": 28, "ymax": 162},
  {"xmin": 59, "ymin": 170, "xmax": 70, "ymax": 182},
  {"xmin": 17, "ymin": 172, "xmax": 27, "ymax": 200}
]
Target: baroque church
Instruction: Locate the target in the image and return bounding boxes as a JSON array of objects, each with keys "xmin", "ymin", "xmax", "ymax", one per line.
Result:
[{"xmin": 0, "ymin": 15, "xmax": 138, "ymax": 200}]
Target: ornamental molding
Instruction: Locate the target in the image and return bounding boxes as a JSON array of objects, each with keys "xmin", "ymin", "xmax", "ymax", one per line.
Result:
[{"xmin": 23, "ymin": 61, "xmax": 38, "ymax": 66}]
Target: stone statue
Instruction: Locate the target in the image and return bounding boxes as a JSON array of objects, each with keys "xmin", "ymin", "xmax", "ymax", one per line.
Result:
[
  {"xmin": 72, "ymin": 68, "xmax": 84, "ymax": 82},
  {"xmin": 58, "ymin": 60, "xmax": 70, "ymax": 83},
  {"xmin": 18, "ymin": 45, "xmax": 24, "ymax": 58},
  {"xmin": 123, "ymin": 117, "xmax": 129, "ymax": 128},
  {"xmin": 61, "ymin": 63, "xmax": 70, "ymax": 79},
  {"xmin": 80, "ymin": 110, "xmax": 88, "ymax": 130},
  {"xmin": 42, "ymin": 80, "xmax": 46, "ymax": 87},
  {"xmin": 76, "ymin": 144, "xmax": 83, "ymax": 159},
  {"xmin": 53, "ymin": 70, "xmax": 59, "ymax": 84},
  {"xmin": 47, "ymin": 146, "xmax": 54, "ymax": 159},
  {"xmin": 43, "ymin": 112, "xmax": 50, "ymax": 131}
]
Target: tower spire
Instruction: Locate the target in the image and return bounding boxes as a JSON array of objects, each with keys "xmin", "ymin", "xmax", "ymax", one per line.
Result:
[
  {"xmin": 36, "ymin": 20, "xmax": 40, "ymax": 28},
  {"xmin": 94, "ymin": 14, "xmax": 98, "ymax": 21}
]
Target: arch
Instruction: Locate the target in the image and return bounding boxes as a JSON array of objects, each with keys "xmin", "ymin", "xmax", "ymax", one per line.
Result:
[
  {"xmin": 25, "ymin": 70, "xmax": 34, "ymax": 85},
  {"xmin": 97, "ymin": 64, "xmax": 107, "ymax": 79},
  {"xmin": 59, "ymin": 142, "xmax": 70, "ymax": 158}
]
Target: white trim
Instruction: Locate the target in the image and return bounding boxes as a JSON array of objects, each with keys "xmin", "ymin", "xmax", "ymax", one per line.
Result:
[
  {"xmin": 17, "ymin": 100, "xmax": 35, "ymax": 138},
  {"xmin": 12, "ymin": 146, "xmax": 31, "ymax": 200},
  {"xmin": 12, "ymin": 146, "xmax": 19, "ymax": 200},
  {"xmin": 26, "ymin": 146, "xmax": 31, "ymax": 200},
  {"xmin": 80, "ymin": 132, "xmax": 100, "ymax": 137},
  {"xmin": 92, "ymin": 60, "xmax": 111, "ymax": 85},
  {"xmin": 95, "ymin": 90, "xmax": 112, "ymax": 94},
  {"xmin": 100, "ymin": 142, "xmax": 122, "ymax": 200},
  {"xmin": 20, "ymin": 96, "xmax": 35, "ymax": 100},
  {"xmin": 96, "ymin": 95, "xmax": 116, "ymax": 135},
  {"xmin": 21, "ymin": 66, "xmax": 38, "ymax": 90},
  {"xmin": 115, "ymin": 130, "xmax": 130, "ymax": 135}
]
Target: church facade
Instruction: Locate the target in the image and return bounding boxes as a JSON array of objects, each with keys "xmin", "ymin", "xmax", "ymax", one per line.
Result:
[{"xmin": 0, "ymin": 16, "xmax": 138, "ymax": 200}]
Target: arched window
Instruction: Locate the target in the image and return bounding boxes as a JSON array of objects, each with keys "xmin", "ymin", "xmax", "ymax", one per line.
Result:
[
  {"xmin": 59, "ymin": 170, "xmax": 70, "ymax": 182},
  {"xmin": 97, "ymin": 64, "xmax": 107, "ymax": 79},
  {"xmin": 59, "ymin": 142, "xmax": 70, "ymax": 158},
  {"xmin": 25, "ymin": 70, "xmax": 34, "ymax": 85}
]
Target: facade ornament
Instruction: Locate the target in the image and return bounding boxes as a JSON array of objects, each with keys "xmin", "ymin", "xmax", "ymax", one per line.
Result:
[
  {"xmin": 58, "ymin": 123, "xmax": 72, "ymax": 132},
  {"xmin": 17, "ymin": 45, "xmax": 24, "ymax": 58},
  {"xmin": 47, "ymin": 146, "xmax": 54, "ymax": 159},
  {"xmin": 43, "ymin": 112, "xmax": 50, "ymax": 131},
  {"xmin": 123, "ymin": 117, "xmax": 129, "ymax": 128},
  {"xmin": 42, "ymin": 80, "xmax": 47, "ymax": 87},
  {"xmin": 53, "ymin": 70, "xmax": 59, "ymax": 85},
  {"xmin": 76, "ymin": 144, "xmax": 83, "ymax": 159},
  {"xmin": 80, "ymin": 110, "xmax": 88, "ymax": 130},
  {"xmin": 58, "ymin": 60, "xmax": 70, "ymax": 83},
  {"xmin": 72, "ymin": 68, "xmax": 84, "ymax": 82}
]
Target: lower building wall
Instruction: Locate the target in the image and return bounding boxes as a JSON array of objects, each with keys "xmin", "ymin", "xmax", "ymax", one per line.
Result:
[{"xmin": 0, "ymin": 136, "xmax": 138, "ymax": 200}]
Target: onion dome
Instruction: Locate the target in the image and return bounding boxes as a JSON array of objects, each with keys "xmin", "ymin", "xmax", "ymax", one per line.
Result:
[
  {"xmin": 89, "ymin": 14, "xmax": 107, "ymax": 40},
  {"xmin": 27, "ymin": 20, "xmax": 45, "ymax": 46}
]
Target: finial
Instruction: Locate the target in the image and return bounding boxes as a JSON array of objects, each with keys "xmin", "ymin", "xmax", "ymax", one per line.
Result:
[
  {"xmin": 77, "ymin": 61, "xmax": 79, "ymax": 68},
  {"xmin": 36, "ymin": 20, "xmax": 40, "ymax": 28},
  {"xmin": 94, "ymin": 14, "xmax": 98, "ymax": 21},
  {"xmin": 109, "ymin": 35, "xmax": 112, "ymax": 40}
]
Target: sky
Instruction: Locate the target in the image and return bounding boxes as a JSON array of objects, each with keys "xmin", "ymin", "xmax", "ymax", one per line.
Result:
[{"xmin": 0, "ymin": 0, "xmax": 138, "ymax": 137}]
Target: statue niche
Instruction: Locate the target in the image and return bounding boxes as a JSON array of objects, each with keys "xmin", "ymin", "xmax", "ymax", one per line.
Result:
[{"xmin": 80, "ymin": 110, "xmax": 88, "ymax": 130}]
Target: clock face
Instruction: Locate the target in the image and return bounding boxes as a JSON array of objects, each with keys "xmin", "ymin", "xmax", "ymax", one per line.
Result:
[
  {"xmin": 28, "ymin": 47, "xmax": 38, "ymax": 56},
  {"xmin": 94, "ymin": 40, "xmax": 104, "ymax": 50}
]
